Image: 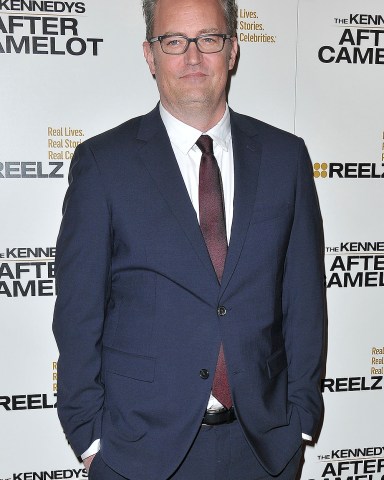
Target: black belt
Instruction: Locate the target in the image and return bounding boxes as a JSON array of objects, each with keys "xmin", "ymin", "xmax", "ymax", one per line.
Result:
[{"xmin": 202, "ymin": 407, "xmax": 236, "ymax": 426}]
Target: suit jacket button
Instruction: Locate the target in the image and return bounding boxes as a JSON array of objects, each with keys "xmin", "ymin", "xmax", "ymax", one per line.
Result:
[
  {"xmin": 200, "ymin": 369, "xmax": 209, "ymax": 379},
  {"xmin": 217, "ymin": 306, "xmax": 227, "ymax": 316}
]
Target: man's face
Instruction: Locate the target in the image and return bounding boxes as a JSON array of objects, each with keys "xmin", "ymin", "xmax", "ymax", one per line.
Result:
[{"xmin": 143, "ymin": 0, "xmax": 238, "ymax": 118}]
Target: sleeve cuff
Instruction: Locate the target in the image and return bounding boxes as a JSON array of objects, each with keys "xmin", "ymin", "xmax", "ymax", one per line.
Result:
[
  {"xmin": 302, "ymin": 433, "xmax": 312, "ymax": 442},
  {"xmin": 81, "ymin": 439, "xmax": 100, "ymax": 460}
]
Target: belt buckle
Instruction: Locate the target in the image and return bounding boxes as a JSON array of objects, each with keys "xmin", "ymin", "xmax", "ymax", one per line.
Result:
[{"xmin": 202, "ymin": 407, "xmax": 236, "ymax": 426}]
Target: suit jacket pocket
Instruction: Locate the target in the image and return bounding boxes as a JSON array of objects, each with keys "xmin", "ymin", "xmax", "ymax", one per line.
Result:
[
  {"xmin": 251, "ymin": 202, "xmax": 292, "ymax": 224},
  {"xmin": 103, "ymin": 346, "xmax": 155, "ymax": 382},
  {"xmin": 266, "ymin": 348, "xmax": 288, "ymax": 379},
  {"xmin": 88, "ymin": 451, "xmax": 102, "ymax": 479},
  {"xmin": 103, "ymin": 348, "xmax": 155, "ymax": 442}
]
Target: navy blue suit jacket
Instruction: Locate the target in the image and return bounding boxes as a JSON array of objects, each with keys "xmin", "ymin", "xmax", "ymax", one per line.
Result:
[{"xmin": 53, "ymin": 106, "xmax": 325, "ymax": 480}]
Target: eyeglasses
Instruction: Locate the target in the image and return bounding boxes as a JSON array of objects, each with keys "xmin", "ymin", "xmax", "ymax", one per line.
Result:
[{"xmin": 149, "ymin": 33, "xmax": 232, "ymax": 55}]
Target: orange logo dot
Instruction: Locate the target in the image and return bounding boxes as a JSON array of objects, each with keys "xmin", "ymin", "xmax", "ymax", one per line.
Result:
[{"xmin": 313, "ymin": 162, "xmax": 328, "ymax": 178}]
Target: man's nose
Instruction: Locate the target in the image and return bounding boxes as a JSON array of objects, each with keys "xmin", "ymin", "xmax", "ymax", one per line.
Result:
[{"xmin": 184, "ymin": 41, "xmax": 203, "ymax": 65}]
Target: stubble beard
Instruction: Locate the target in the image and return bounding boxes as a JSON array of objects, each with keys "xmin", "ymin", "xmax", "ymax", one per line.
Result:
[{"xmin": 160, "ymin": 81, "xmax": 226, "ymax": 128}]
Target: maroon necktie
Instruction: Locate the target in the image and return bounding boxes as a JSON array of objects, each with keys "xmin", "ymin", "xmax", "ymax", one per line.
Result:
[{"xmin": 196, "ymin": 134, "xmax": 232, "ymax": 409}]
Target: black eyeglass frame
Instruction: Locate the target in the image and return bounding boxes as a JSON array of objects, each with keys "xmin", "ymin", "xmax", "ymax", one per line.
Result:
[{"xmin": 148, "ymin": 33, "xmax": 232, "ymax": 55}]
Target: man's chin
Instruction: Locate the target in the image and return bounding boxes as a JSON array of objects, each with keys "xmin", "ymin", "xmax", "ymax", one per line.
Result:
[
  {"xmin": 161, "ymin": 91, "xmax": 219, "ymax": 118},
  {"xmin": 177, "ymin": 94, "xmax": 211, "ymax": 108}
]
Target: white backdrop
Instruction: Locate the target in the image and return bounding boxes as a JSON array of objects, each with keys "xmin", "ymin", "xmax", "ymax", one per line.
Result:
[{"xmin": 1, "ymin": 1, "xmax": 383, "ymax": 478}]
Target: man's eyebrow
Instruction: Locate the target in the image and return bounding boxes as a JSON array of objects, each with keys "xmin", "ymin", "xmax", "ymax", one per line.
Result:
[
  {"xmin": 162, "ymin": 31, "xmax": 185, "ymax": 36},
  {"xmin": 198, "ymin": 28, "xmax": 220, "ymax": 34},
  {"xmin": 161, "ymin": 28, "xmax": 221, "ymax": 36}
]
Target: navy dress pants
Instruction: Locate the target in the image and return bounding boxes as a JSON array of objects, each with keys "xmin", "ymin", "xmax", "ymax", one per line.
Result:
[{"xmin": 88, "ymin": 421, "xmax": 303, "ymax": 480}]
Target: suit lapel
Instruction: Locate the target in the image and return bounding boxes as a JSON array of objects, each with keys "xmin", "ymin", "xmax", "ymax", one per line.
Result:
[
  {"xmin": 220, "ymin": 111, "xmax": 263, "ymax": 294},
  {"xmin": 135, "ymin": 107, "xmax": 263, "ymax": 293},
  {"xmin": 136, "ymin": 107, "xmax": 218, "ymax": 283}
]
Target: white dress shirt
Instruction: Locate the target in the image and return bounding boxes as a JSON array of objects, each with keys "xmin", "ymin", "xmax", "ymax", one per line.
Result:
[{"xmin": 159, "ymin": 102, "xmax": 234, "ymax": 241}]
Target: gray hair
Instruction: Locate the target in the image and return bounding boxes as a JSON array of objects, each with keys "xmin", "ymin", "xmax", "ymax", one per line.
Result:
[{"xmin": 142, "ymin": 0, "xmax": 238, "ymax": 40}]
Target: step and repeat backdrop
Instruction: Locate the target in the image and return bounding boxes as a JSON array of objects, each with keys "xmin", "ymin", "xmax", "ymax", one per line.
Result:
[{"xmin": 1, "ymin": 0, "xmax": 383, "ymax": 478}]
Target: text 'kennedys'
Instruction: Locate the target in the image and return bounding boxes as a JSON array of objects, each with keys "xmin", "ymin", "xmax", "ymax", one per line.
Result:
[{"xmin": 0, "ymin": 1, "xmax": 85, "ymax": 13}]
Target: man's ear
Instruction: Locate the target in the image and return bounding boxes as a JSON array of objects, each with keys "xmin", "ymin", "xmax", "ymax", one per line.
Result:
[
  {"xmin": 143, "ymin": 41, "xmax": 156, "ymax": 75},
  {"xmin": 228, "ymin": 37, "xmax": 238, "ymax": 71}
]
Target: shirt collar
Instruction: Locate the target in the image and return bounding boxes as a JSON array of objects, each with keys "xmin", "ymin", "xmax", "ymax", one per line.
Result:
[{"xmin": 159, "ymin": 103, "xmax": 231, "ymax": 155}]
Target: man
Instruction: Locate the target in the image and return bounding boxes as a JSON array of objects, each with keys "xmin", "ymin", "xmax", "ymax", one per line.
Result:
[{"xmin": 53, "ymin": 0, "xmax": 325, "ymax": 478}]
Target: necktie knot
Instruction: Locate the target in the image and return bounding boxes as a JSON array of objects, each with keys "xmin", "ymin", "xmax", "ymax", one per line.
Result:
[{"xmin": 196, "ymin": 135, "xmax": 214, "ymax": 155}]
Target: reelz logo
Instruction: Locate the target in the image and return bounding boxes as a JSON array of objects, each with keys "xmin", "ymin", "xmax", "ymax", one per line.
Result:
[
  {"xmin": 1, "ymin": 468, "xmax": 88, "ymax": 480},
  {"xmin": 0, "ymin": 161, "xmax": 63, "ymax": 179},
  {"xmin": 319, "ymin": 14, "xmax": 384, "ymax": 65},
  {"xmin": 0, "ymin": 247, "xmax": 56, "ymax": 297},
  {"xmin": 0, "ymin": 1, "xmax": 103, "ymax": 56},
  {"xmin": 0, "ymin": 392, "xmax": 57, "ymax": 411},
  {"xmin": 307, "ymin": 446, "xmax": 384, "ymax": 480},
  {"xmin": 313, "ymin": 161, "xmax": 384, "ymax": 179},
  {"xmin": 321, "ymin": 375, "xmax": 382, "ymax": 392}
]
